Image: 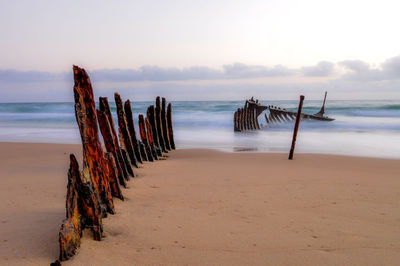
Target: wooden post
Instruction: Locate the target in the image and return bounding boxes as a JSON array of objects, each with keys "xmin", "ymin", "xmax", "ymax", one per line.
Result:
[
  {"xmin": 97, "ymin": 110, "xmax": 128, "ymax": 186},
  {"xmin": 166, "ymin": 103, "xmax": 176, "ymax": 149},
  {"xmin": 73, "ymin": 65, "xmax": 115, "ymax": 215},
  {"xmin": 155, "ymin": 97, "xmax": 167, "ymax": 153},
  {"xmin": 146, "ymin": 117, "xmax": 159, "ymax": 160},
  {"xmin": 99, "ymin": 97, "xmax": 132, "ymax": 179},
  {"xmin": 114, "ymin": 93, "xmax": 138, "ymax": 168},
  {"xmin": 138, "ymin": 141, "xmax": 148, "ymax": 161},
  {"xmin": 288, "ymin": 95, "xmax": 305, "ymax": 160},
  {"xmin": 264, "ymin": 113, "xmax": 269, "ymax": 124},
  {"xmin": 147, "ymin": 105, "xmax": 162, "ymax": 156},
  {"xmin": 244, "ymin": 108, "xmax": 249, "ymax": 130},
  {"xmin": 240, "ymin": 108, "xmax": 244, "ymax": 131},
  {"xmin": 233, "ymin": 110, "xmax": 238, "ymax": 131},
  {"xmin": 254, "ymin": 109, "xmax": 260, "ymax": 129},
  {"xmin": 104, "ymin": 152, "xmax": 124, "ymax": 200},
  {"xmin": 161, "ymin": 97, "xmax": 171, "ymax": 150},
  {"xmin": 124, "ymin": 100, "xmax": 143, "ymax": 164},
  {"xmin": 138, "ymin": 114, "xmax": 154, "ymax": 161}
]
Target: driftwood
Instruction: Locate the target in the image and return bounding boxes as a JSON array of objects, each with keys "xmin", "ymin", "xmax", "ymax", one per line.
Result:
[
  {"xmin": 115, "ymin": 93, "xmax": 138, "ymax": 168},
  {"xmin": 138, "ymin": 114, "xmax": 154, "ymax": 162},
  {"xmin": 161, "ymin": 97, "xmax": 171, "ymax": 150},
  {"xmin": 124, "ymin": 100, "xmax": 143, "ymax": 164},
  {"xmin": 99, "ymin": 97, "xmax": 133, "ymax": 180},
  {"xmin": 147, "ymin": 105, "xmax": 162, "ymax": 157},
  {"xmin": 155, "ymin": 97, "xmax": 167, "ymax": 153},
  {"xmin": 167, "ymin": 103, "xmax": 176, "ymax": 150}
]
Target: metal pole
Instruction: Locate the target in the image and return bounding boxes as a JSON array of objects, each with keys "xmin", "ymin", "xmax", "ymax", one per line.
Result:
[{"xmin": 288, "ymin": 95, "xmax": 305, "ymax": 160}]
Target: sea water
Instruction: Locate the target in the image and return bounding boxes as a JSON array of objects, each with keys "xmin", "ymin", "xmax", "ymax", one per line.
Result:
[{"xmin": 0, "ymin": 100, "xmax": 399, "ymax": 159}]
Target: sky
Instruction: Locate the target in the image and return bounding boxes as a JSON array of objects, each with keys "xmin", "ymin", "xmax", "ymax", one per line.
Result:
[{"xmin": 0, "ymin": 0, "xmax": 399, "ymax": 102}]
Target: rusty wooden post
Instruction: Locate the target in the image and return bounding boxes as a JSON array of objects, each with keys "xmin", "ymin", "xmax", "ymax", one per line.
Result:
[
  {"xmin": 255, "ymin": 108, "xmax": 260, "ymax": 129},
  {"xmin": 166, "ymin": 103, "xmax": 176, "ymax": 149},
  {"xmin": 233, "ymin": 110, "xmax": 238, "ymax": 131},
  {"xmin": 249, "ymin": 107, "xmax": 254, "ymax": 130},
  {"xmin": 240, "ymin": 108, "xmax": 244, "ymax": 131},
  {"xmin": 155, "ymin": 97, "xmax": 167, "ymax": 153},
  {"xmin": 114, "ymin": 93, "xmax": 138, "ymax": 168},
  {"xmin": 58, "ymin": 154, "xmax": 83, "ymax": 261},
  {"xmin": 147, "ymin": 105, "xmax": 162, "ymax": 156},
  {"xmin": 288, "ymin": 95, "xmax": 305, "ymax": 160},
  {"xmin": 161, "ymin": 97, "xmax": 171, "ymax": 150},
  {"xmin": 138, "ymin": 141, "xmax": 147, "ymax": 161},
  {"xmin": 146, "ymin": 117, "xmax": 159, "ymax": 160},
  {"xmin": 99, "ymin": 97, "xmax": 132, "ymax": 179},
  {"xmin": 138, "ymin": 114, "xmax": 154, "ymax": 161},
  {"xmin": 244, "ymin": 107, "xmax": 249, "ymax": 130},
  {"xmin": 237, "ymin": 108, "xmax": 242, "ymax": 131},
  {"xmin": 97, "ymin": 110, "xmax": 129, "ymax": 186},
  {"xmin": 73, "ymin": 65, "xmax": 114, "ymax": 215},
  {"xmin": 241, "ymin": 108, "xmax": 245, "ymax": 130},
  {"xmin": 120, "ymin": 148, "xmax": 133, "ymax": 173},
  {"xmin": 249, "ymin": 106, "xmax": 254, "ymax": 130},
  {"xmin": 124, "ymin": 100, "xmax": 143, "ymax": 164},
  {"xmin": 104, "ymin": 152, "xmax": 124, "ymax": 200},
  {"xmin": 237, "ymin": 109, "xmax": 241, "ymax": 131}
]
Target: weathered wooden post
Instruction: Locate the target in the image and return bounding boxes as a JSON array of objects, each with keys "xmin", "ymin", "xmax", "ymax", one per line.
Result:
[
  {"xmin": 99, "ymin": 97, "xmax": 133, "ymax": 179},
  {"xmin": 147, "ymin": 105, "xmax": 162, "ymax": 156},
  {"xmin": 155, "ymin": 97, "xmax": 167, "ymax": 153},
  {"xmin": 97, "ymin": 110, "xmax": 129, "ymax": 186},
  {"xmin": 73, "ymin": 65, "xmax": 115, "ymax": 215},
  {"xmin": 146, "ymin": 117, "xmax": 159, "ymax": 159},
  {"xmin": 114, "ymin": 93, "xmax": 138, "ymax": 168},
  {"xmin": 288, "ymin": 95, "xmax": 305, "ymax": 160},
  {"xmin": 161, "ymin": 97, "xmax": 171, "ymax": 150},
  {"xmin": 104, "ymin": 152, "xmax": 124, "ymax": 200},
  {"xmin": 138, "ymin": 114, "xmax": 153, "ymax": 161},
  {"xmin": 167, "ymin": 103, "xmax": 176, "ymax": 150},
  {"xmin": 254, "ymin": 109, "xmax": 260, "ymax": 129},
  {"xmin": 244, "ymin": 108, "xmax": 249, "ymax": 130},
  {"xmin": 124, "ymin": 100, "xmax": 143, "ymax": 164},
  {"xmin": 240, "ymin": 108, "xmax": 244, "ymax": 131},
  {"xmin": 233, "ymin": 110, "xmax": 238, "ymax": 131}
]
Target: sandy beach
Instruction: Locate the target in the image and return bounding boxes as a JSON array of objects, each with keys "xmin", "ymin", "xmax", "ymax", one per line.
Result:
[{"xmin": 0, "ymin": 142, "xmax": 399, "ymax": 265}]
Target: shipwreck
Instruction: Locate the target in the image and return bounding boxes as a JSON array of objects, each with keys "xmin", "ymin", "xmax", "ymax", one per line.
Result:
[{"xmin": 234, "ymin": 92, "xmax": 334, "ymax": 132}]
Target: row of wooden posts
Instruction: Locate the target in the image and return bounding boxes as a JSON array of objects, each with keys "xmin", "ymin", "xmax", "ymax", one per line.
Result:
[{"xmin": 53, "ymin": 66, "xmax": 175, "ymax": 264}]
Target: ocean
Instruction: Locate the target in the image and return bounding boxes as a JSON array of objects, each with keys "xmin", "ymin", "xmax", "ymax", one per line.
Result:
[{"xmin": 0, "ymin": 100, "xmax": 399, "ymax": 159}]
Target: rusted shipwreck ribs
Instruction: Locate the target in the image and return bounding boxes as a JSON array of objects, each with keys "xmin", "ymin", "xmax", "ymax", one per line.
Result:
[
  {"xmin": 53, "ymin": 66, "xmax": 176, "ymax": 265},
  {"xmin": 234, "ymin": 92, "xmax": 334, "ymax": 131}
]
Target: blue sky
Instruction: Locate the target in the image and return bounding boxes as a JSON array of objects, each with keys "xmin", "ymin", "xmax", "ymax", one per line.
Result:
[{"xmin": 1, "ymin": 0, "xmax": 399, "ymax": 101}]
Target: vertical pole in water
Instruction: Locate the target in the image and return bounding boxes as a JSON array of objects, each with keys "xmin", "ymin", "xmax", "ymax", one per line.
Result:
[{"xmin": 288, "ymin": 95, "xmax": 305, "ymax": 160}]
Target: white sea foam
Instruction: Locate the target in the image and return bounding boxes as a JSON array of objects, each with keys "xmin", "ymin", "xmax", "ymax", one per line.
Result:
[{"xmin": 0, "ymin": 100, "xmax": 399, "ymax": 158}]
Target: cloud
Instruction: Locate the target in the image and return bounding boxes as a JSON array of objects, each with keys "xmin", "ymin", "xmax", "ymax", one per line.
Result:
[
  {"xmin": 339, "ymin": 55, "xmax": 400, "ymax": 81},
  {"xmin": 1, "ymin": 55, "xmax": 400, "ymax": 85},
  {"xmin": 0, "ymin": 69, "xmax": 71, "ymax": 83},
  {"xmin": 222, "ymin": 63, "xmax": 296, "ymax": 78},
  {"xmin": 1, "ymin": 63, "xmax": 298, "ymax": 83},
  {"xmin": 301, "ymin": 61, "xmax": 335, "ymax": 77},
  {"xmin": 381, "ymin": 55, "xmax": 400, "ymax": 78}
]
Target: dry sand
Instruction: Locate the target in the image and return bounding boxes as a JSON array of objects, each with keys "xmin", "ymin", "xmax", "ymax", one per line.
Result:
[{"xmin": 0, "ymin": 142, "xmax": 399, "ymax": 265}]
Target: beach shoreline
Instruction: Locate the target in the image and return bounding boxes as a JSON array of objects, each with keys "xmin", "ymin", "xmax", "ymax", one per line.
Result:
[{"xmin": 1, "ymin": 142, "xmax": 399, "ymax": 265}]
